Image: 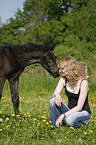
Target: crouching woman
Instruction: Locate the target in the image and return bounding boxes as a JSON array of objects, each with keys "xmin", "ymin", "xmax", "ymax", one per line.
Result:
[{"xmin": 49, "ymin": 56, "xmax": 91, "ymax": 128}]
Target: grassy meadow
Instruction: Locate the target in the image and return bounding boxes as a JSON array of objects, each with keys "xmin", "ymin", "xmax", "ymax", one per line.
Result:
[{"xmin": 0, "ymin": 66, "xmax": 96, "ymax": 145}]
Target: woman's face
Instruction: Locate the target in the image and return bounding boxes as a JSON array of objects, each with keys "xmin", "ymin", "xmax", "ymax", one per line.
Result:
[
  {"xmin": 59, "ymin": 67, "xmax": 65, "ymax": 73},
  {"xmin": 58, "ymin": 64, "xmax": 66, "ymax": 76}
]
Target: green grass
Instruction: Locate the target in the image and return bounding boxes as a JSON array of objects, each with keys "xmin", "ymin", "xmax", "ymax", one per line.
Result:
[{"xmin": 0, "ymin": 68, "xmax": 96, "ymax": 145}]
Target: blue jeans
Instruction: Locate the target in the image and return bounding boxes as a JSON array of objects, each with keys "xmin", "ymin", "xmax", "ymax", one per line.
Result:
[{"xmin": 49, "ymin": 98, "xmax": 91, "ymax": 127}]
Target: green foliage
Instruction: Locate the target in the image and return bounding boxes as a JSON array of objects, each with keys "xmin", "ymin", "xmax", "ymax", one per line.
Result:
[
  {"xmin": 53, "ymin": 0, "xmax": 96, "ymax": 72},
  {"xmin": 54, "ymin": 43, "xmax": 82, "ymax": 62},
  {"xmin": 66, "ymin": 0, "xmax": 96, "ymax": 70},
  {"xmin": 0, "ymin": 0, "xmax": 96, "ymax": 74}
]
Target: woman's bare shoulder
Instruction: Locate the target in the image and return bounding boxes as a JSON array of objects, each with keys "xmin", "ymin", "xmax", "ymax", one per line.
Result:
[
  {"xmin": 59, "ymin": 77, "xmax": 66, "ymax": 85},
  {"xmin": 80, "ymin": 79, "xmax": 89, "ymax": 89}
]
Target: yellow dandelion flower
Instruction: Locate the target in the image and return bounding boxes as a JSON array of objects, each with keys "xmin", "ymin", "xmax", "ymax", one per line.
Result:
[
  {"xmin": 41, "ymin": 116, "xmax": 45, "ymax": 118},
  {"xmin": 93, "ymin": 104, "xmax": 96, "ymax": 107},
  {"xmin": 12, "ymin": 114, "xmax": 15, "ymax": 117},
  {"xmin": 6, "ymin": 125, "xmax": 10, "ymax": 128},
  {"xmin": 51, "ymin": 125, "xmax": 53, "ymax": 128},
  {"xmin": 43, "ymin": 119, "xmax": 46, "ymax": 122},
  {"xmin": 44, "ymin": 111, "xmax": 46, "ymax": 113},
  {"xmin": 84, "ymin": 132, "xmax": 87, "ymax": 135},
  {"xmin": 70, "ymin": 127, "xmax": 74, "ymax": 130},
  {"xmin": 27, "ymin": 113, "xmax": 29, "ymax": 115},
  {"xmin": 19, "ymin": 134, "xmax": 21, "ymax": 136},
  {"xmin": 15, "ymin": 124, "xmax": 18, "ymax": 126},
  {"xmin": 10, "ymin": 106, "xmax": 12, "ymax": 108},
  {"xmin": 0, "ymin": 111, "xmax": 2, "ymax": 113},
  {"xmin": 16, "ymin": 114, "xmax": 20, "ymax": 117},
  {"xmin": 6, "ymin": 117, "xmax": 9, "ymax": 121},
  {"xmin": 94, "ymin": 120, "xmax": 96, "ymax": 122},
  {"xmin": 29, "ymin": 126, "xmax": 32, "ymax": 128},
  {"xmin": 86, "ymin": 123, "xmax": 88, "ymax": 125},
  {"xmin": 0, "ymin": 129, "xmax": 3, "ymax": 131},
  {"xmin": 19, "ymin": 120, "xmax": 21, "ymax": 122},
  {"xmin": 49, "ymin": 121, "xmax": 52, "ymax": 123},
  {"xmin": 46, "ymin": 122, "xmax": 49, "ymax": 125},
  {"xmin": 89, "ymin": 130, "xmax": 93, "ymax": 134},
  {"xmin": 34, "ymin": 118, "xmax": 37, "ymax": 121}
]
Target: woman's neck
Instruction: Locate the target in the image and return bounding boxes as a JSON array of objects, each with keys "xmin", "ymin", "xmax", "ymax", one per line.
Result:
[{"xmin": 66, "ymin": 79, "xmax": 82, "ymax": 93}]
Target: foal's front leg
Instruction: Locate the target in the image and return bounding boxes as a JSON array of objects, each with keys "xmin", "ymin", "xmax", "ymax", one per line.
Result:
[
  {"xmin": 9, "ymin": 78, "xmax": 19, "ymax": 115},
  {"xmin": 0, "ymin": 76, "xmax": 6, "ymax": 101}
]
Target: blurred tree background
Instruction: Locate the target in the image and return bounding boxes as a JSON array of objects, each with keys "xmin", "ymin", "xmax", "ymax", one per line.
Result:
[{"xmin": 0, "ymin": 0, "xmax": 96, "ymax": 79}]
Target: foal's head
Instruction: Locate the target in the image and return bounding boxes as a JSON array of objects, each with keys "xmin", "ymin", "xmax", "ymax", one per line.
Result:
[{"xmin": 40, "ymin": 46, "xmax": 60, "ymax": 78}]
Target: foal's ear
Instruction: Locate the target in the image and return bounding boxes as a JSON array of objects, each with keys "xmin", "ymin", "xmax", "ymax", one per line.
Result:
[
  {"xmin": 44, "ymin": 44, "xmax": 56, "ymax": 51},
  {"xmin": 49, "ymin": 44, "xmax": 56, "ymax": 51}
]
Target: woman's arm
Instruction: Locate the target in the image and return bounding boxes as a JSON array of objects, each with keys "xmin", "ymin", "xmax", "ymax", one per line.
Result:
[
  {"xmin": 56, "ymin": 80, "xmax": 89, "ymax": 127},
  {"xmin": 53, "ymin": 77, "xmax": 65, "ymax": 107}
]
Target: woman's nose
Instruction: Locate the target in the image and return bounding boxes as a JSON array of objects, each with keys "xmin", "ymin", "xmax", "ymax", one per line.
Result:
[{"xmin": 59, "ymin": 69, "xmax": 62, "ymax": 73}]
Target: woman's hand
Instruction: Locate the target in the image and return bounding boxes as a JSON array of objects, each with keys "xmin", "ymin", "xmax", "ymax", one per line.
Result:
[
  {"xmin": 55, "ymin": 114, "xmax": 64, "ymax": 127},
  {"xmin": 55, "ymin": 94, "xmax": 63, "ymax": 107}
]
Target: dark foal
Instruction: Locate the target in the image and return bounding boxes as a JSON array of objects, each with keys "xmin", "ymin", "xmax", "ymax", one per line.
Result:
[{"xmin": 0, "ymin": 43, "xmax": 59, "ymax": 115}]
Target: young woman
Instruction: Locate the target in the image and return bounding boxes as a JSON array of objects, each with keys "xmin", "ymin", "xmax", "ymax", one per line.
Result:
[{"xmin": 49, "ymin": 56, "xmax": 91, "ymax": 128}]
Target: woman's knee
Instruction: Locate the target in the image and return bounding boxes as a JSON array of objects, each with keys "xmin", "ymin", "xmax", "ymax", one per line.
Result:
[
  {"xmin": 65, "ymin": 113, "xmax": 79, "ymax": 127},
  {"xmin": 49, "ymin": 98, "xmax": 55, "ymax": 107},
  {"xmin": 65, "ymin": 115, "xmax": 74, "ymax": 126},
  {"xmin": 65, "ymin": 113, "xmax": 83, "ymax": 127}
]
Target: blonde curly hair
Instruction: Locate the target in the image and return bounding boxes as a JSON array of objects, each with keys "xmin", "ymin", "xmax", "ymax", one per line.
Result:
[{"xmin": 58, "ymin": 56, "xmax": 84, "ymax": 85}]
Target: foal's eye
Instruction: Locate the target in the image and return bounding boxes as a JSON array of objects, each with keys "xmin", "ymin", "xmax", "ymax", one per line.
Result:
[
  {"xmin": 47, "ymin": 56, "xmax": 51, "ymax": 61},
  {"xmin": 48, "ymin": 59, "xmax": 51, "ymax": 63},
  {"xmin": 47, "ymin": 56, "xmax": 49, "ymax": 59}
]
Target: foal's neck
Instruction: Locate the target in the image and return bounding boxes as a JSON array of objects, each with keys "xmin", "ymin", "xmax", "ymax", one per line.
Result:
[{"xmin": 12, "ymin": 44, "xmax": 43, "ymax": 67}]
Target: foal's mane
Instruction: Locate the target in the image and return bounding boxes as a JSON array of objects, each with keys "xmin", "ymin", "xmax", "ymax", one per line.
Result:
[
  {"xmin": 0, "ymin": 43, "xmax": 55, "ymax": 52},
  {"xmin": 1, "ymin": 43, "xmax": 43, "ymax": 51}
]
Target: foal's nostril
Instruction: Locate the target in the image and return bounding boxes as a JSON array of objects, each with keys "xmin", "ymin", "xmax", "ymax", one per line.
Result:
[{"xmin": 53, "ymin": 71, "xmax": 60, "ymax": 78}]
